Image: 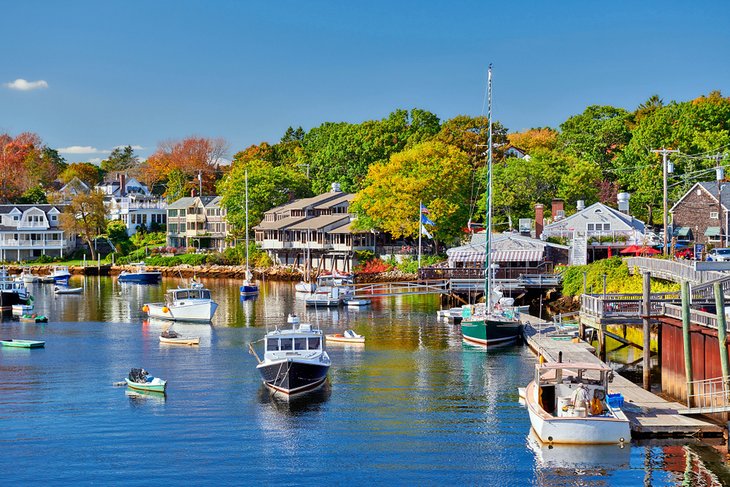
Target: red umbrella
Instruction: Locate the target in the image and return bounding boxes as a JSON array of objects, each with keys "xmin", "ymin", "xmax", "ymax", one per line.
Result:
[
  {"xmin": 620, "ymin": 245, "xmax": 640, "ymax": 254},
  {"xmin": 638, "ymin": 246, "xmax": 660, "ymax": 255},
  {"xmin": 607, "ymin": 246, "xmax": 612, "ymax": 257}
]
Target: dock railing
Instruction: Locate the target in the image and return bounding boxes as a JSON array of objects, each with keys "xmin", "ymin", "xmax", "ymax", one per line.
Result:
[
  {"xmin": 686, "ymin": 376, "xmax": 730, "ymax": 413},
  {"xmin": 580, "ymin": 293, "xmax": 679, "ymax": 322},
  {"xmin": 625, "ymin": 257, "xmax": 725, "ymax": 284}
]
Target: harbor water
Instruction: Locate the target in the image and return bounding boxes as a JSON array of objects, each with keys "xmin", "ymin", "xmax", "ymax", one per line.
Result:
[{"xmin": 0, "ymin": 276, "xmax": 727, "ymax": 485}]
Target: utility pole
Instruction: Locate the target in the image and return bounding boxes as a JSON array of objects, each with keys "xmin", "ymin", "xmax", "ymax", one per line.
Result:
[
  {"xmin": 712, "ymin": 154, "xmax": 725, "ymax": 247},
  {"xmin": 651, "ymin": 148, "xmax": 679, "ymax": 255}
]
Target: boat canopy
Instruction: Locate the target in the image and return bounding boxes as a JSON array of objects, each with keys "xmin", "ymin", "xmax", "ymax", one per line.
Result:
[{"xmin": 170, "ymin": 288, "xmax": 211, "ymax": 300}]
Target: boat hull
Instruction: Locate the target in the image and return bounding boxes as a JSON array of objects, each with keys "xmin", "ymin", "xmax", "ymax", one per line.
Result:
[
  {"xmin": 295, "ymin": 282, "xmax": 316, "ymax": 293},
  {"xmin": 257, "ymin": 359, "xmax": 329, "ymax": 395},
  {"xmin": 1, "ymin": 339, "xmax": 45, "ymax": 348},
  {"xmin": 146, "ymin": 301, "xmax": 218, "ymax": 322},
  {"xmin": 125, "ymin": 378, "xmax": 167, "ymax": 393},
  {"xmin": 326, "ymin": 334, "xmax": 365, "ymax": 344},
  {"xmin": 461, "ymin": 316, "xmax": 522, "ymax": 346},
  {"xmin": 525, "ymin": 381, "xmax": 630, "ymax": 445},
  {"xmin": 159, "ymin": 336, "xmax": 200, "ymax": 345},
  {"xmin": 239, "ymin": 284, "xmax": 259, "ymax": 297},
  {"xmin": 118, "ymin": 272, "xmax": 162, "ymax": 283}
]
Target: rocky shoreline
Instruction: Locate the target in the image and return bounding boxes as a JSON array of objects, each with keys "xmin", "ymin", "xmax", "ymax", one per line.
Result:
[{"xmin": 5, "ymin": 264, "xmax": 418, "ymax": 283}]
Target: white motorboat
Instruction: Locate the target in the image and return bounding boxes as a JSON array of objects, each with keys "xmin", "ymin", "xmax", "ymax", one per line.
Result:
[
  {"xmin": 12, "ymin": 304, "xmax": 34, "ymax": 315},
  {"xmin": 295, "ymin": 281, "xmax": 317, "ymax": 293},
  {"xmin": 326, "ymin": 329, "xmax": 365, "ymax": 344},
  {"xmin": 305, "ymin": 287, "xmax": 343, "ymax": 307},
  {"xmin": 525, "ymin": 362, "xmax": 630, "ymax": 445},
  {"xmin": 251, "ymin": 321, "xmax": 330, "ymax": 396},
  {"xmin": 54, "ymin": 286, "xmax": 83, "ymax": 294},
  {"xmin": 143, "ymin": 282, "xmax": 218, "ymax": 322},
  {"xmin": 345, "ymin": 298, "xmax": 371, "ymax": 307},
  {"xmin": 19, "ymin": 267, "xmax": 40, "ymax": 283}
]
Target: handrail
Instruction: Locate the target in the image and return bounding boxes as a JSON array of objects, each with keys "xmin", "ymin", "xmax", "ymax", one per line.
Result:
[
  {"xmin": 686, "ymin": 375, "xmax": 730, "ymax": 411},
  {"xmin": 626, "ymin": 256, "xmax": 725, "ymax": 284}
]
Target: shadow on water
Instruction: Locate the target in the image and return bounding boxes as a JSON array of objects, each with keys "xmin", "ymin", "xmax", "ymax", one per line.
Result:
[{"xmin": 257, "ymin": 381, "xmax": 331, "ymax": 415}]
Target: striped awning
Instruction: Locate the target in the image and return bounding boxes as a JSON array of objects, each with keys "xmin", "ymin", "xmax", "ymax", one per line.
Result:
[{"xmin": 448, "ymin": 248, "xmax": 543, "ymax": 264}]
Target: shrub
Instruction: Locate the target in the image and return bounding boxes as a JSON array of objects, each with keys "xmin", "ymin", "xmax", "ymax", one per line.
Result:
[{"xmin": 355, "ymin": 258, "xmax": 393, "ymax": 274}]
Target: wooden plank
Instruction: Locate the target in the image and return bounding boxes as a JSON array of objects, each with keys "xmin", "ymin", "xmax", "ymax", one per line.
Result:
[{"xmin": 522, "ymin": 317, "xmax": 723, "ymax": 437}]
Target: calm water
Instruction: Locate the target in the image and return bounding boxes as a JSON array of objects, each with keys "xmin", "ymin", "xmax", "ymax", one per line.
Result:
[{"xmin": 0, "ymin": 277, "xmax": 727, "ymax": 485}]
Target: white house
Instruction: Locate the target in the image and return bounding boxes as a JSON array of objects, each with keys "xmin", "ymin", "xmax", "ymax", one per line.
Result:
[
  {"xmin": 0, "ymin": 205, "xmax": 76, "ymax": 262},
  {"xmin": 99, "ymin": 174, "xmax": 167, "ymax": 236}
]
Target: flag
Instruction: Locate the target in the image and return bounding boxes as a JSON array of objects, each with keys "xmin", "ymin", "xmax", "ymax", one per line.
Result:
[
  {"xmin": 421, "ymin": 214, "xmax": 435, "ymax": 226},
  {"xmin": 420, "ymin": 203, "xmax": 430, "ymax": 214},
  {"xmin": 198, "ymin": 171, "xmax": 202, "ymax": 182},
  {"xmin": 420, "ymin": 223, "xmax": 433, "ymax": 239}
]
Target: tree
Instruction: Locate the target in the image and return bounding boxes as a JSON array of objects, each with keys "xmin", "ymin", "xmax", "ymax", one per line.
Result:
[
  {"xmin": 0, "ymin": 132, "xmax": 44, "ymax": 202},
  {"xmin": 218, "ymin": 159, "xmax": 311, "ymax": 234},
  {"xmin": 60, "ymin": 162, "xmax": 102, "ymax": 188},
  {"xmin": 101, "ymin": 145, "xmax": 139, "ymax": 173},
  {"xmin": 59, "ymin": 191, "xmax": 108, "ymax": 260},
  {"xmin": 141, "ymin": 136, "xmax": 228, "ymax": 194},
  {"xmin": 352, "ymin": 141, "xmax": 471, "ymax": 243},
  {"xmin": 507, "ymin": 127, "xmax": 559, "ymax": 153},
  {"xmin": 16, "ymin": 186, "xmax": 48, "ymax": 204}
]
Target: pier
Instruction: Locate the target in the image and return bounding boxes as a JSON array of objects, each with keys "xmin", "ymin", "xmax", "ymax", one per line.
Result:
[{"xmin": 521, "ymin": 314, "xmax": 723, "ymax": 438}]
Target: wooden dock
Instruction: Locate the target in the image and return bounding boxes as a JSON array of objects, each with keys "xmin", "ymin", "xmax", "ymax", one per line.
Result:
[{"xmin": 521, "ymin": 314, "xmax": 723, "ymax": 438}]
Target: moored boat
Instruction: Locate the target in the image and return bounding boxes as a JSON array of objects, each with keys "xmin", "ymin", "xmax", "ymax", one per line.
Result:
[
  {"xmin": 0, "ymin": 267, "xmax": 32, "ymax": 310},
  {"xmin": 325, "ymin": 330, "xmax": 365, "ymax": 344},
  {"xmin": 143, "ymin": 281, "xmax": 218, "ymax": 322},
  {"xmin": 19, "ymin": 267, "xmax": 40, "ymax": 283},
  {"xmin": 159, "ymin": 329, "xmax": 200, "ymax": 345},
  {"xmin": 125, "ymin": 368, "xmax": 167, "ymax": 393},
  {"xmin": 239, "ymin": 170, "xmax": 259, "ymax": 298},
  {"xmin": 117, "ymin": 262, "xmax": 162, "ymax": 283},
  {"xmin": 54, "ymin": 286, "xmax": 83, "ymax": 294},
  {"xmin": 251, "ymin": 321, "xmax": 330, "ymax": 396},
  {"xmin": 525, "ymin": 362, "xmax": 630, "ymax": 445},
  {"xmin": 0, "ymin": 339, "xmax": 45, "ymax": 348},
  {"xmin": 345, "ymin": 298, "xmax": 371, "ymax": 307},
  {"xmin": 12, "ymin": 304, "xmax": 33, "ymax": 315},
  {"xmin": 305, "ymin": 286, "xmax": 344, "ymax": 307},
  {"xmin": 49, "ymin": 266, "xmax": 71, "ymax": 284},
  {"xmin": 19, "ymin": 314, "xmax": 48, "ymax": 323}
]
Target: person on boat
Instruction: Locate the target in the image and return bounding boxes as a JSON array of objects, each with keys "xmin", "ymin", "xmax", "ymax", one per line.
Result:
[
  {"xmin": 590, "ymin": 389, "xmax": 606, "ymax": 415},
  {"xmin": 571, "ymin": 383, "xmax": 590, "ymax": 411}
]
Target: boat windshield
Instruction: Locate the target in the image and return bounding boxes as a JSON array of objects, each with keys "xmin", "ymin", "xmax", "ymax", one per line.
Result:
[
  {"xmin": 308, "ymin": 337, "xmax": 321, "ymax": 350},
  {"xmin": 201, "ymin": 290, "xmax": 210, "ymax": 299},
  {"xmin": 175, "ymin": 290, "xmax": 189, "ymax": 300},
  {"xmin": 266, "ymin": 338, "xmax": 279, "ymax": 351},
  {"xmin": 280, "ymin": 338, "xmax": 293, "ymax": 350},
  {"xmin": 188, "ymin": 290, "xmax": 201, "ymax": 299},
  {"xmin": 294, "ymin": 338, "xmax": 307, "ymax": 351}
]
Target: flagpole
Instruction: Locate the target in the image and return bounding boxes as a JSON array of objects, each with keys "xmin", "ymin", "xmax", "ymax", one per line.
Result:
[
  {"xmin": 486, "ymin": 63, "xmax": 493, "ymax": 311},
  {"xmin": 418, "ymin": 200, "xmax": 422, "ymax": 269}
]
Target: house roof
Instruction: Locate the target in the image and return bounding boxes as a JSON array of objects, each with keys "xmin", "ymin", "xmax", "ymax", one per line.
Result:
[
  {"xmin": 287, "ymin": 214, "xmax": 350, "ymax": 231},
  {"xmin": 167, "ymin": 196, "xmax": 220, "ymax": 209},
  {"xmin": 0, "ymin": 204, "xmax": 65, "ymax": 215},
  {"xmin": 264, "ymin": 190, "xmax": 351, "ymax": 215},
  {"xmin": 670, "ymin": 181, "xmax": 730, "ymax": 213},
  {"xmin": 254, "ymin": 216, "xmax": 306, "ymax": 231},
  {"xmin": 542, "ymin": 202, "xmax": 645, "ymax": 233},
  {"xmin": 446, "ymin": 233, "xmax": 567, "ymax": 263},
  {"xmin": 313, "ymin": 193, "xmax": 354, "ymax": 210}
]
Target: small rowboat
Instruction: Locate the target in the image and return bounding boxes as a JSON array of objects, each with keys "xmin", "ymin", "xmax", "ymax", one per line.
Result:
[
  {"xmin": 54, "ymin": 286, "xmax": 83, "ymax": 294},
  {"xmin": 12, "ymin": 304, "xmax": 33, "ymax": 315},
  {"xmin": 326, "ymin": 330, "xmax": 365, "ymax": 344},
  {"xmin": 159, "ymin": 330, "xmax": 200, "ymax": 346},
  {"xmin": 345, "ymin": 298, "xmax": 371, "ymax": 307},
  {"xmin": 126, "ymin": 368, "xmax": 167, "ymax": 393},
  {"xmin": 19, "ymin": 314, "xmax": 48, "ymax": 323},
  {"xmin": 0, "ymin": 339, "xmax": 45, "ymax": 348}
]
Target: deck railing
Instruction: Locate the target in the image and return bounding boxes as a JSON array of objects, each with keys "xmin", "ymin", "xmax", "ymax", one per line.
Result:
[
  {"xmin": 625, "ymin": 257, "xmax": 725, "ymax": 284},
  {"xmin": 686, "ymin": 376, "xmax": 730, "ymax": 412}
]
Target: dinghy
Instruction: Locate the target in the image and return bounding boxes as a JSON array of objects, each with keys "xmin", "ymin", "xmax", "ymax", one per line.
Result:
[
  {"xmin": 125, "ymin": 368, "xmax": 167, "ymax": 393},
  {"xmin": 326, "ymin": 329, "xmax": 365, "ymax": 344},
  {"xmin": 54, "ymin": 286, "xmax": 83, "ymax": 295},
  {"xmin": 19, "ymin": 314, "xmax": 48, "ymax": 323},
  {"xmin": 159, "ymin": 329, "xmax": 200, "ymax": 346},
  {"xmin": 0, "ymin": 339, "xmax": 45, "ymax": 348}
]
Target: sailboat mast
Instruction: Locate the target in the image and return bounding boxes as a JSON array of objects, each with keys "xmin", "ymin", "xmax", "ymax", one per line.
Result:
[
  {"xmin": 245, "ymin": 169, "xmax": 250, "ymax": 272},
  {"xmin": 485, "ymin": 64, "xmax": 493, "ymax": 311}
]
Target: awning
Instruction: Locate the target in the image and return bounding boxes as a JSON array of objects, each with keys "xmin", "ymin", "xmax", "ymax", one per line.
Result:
[
  {"xmin": 705, "ymin": 227, "xmax": 721, "ymax": 237},
  {"xmin": 448, "ymin": 250, "xmax": 486, "ymax": 263},
  {"xmin": 674, "ymin": 227, "xmax": 691, "ymax": 237},
  {"xmin": 447, "ymin": 248, "xmax": 543, "ymax": 263}
]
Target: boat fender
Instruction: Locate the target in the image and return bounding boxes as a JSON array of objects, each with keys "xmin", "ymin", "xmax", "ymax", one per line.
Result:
[
  {"xmin": 142, "ymin": 305, "xmax": 149, "ymax": 313},
  {"xmin": 162, "ymin": 307, "xmax": 169, "ymax": 313}
]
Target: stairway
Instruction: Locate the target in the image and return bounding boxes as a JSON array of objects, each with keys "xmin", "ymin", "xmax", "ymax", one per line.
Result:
[{"xmin": 570, "ymin": 234, "xmax": 588, "ymax": 265}]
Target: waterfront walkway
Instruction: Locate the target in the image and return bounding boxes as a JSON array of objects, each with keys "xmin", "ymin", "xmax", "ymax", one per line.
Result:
[{"xmin": 520, "ymin": 314, "xmax": 723, "ymax": 438}]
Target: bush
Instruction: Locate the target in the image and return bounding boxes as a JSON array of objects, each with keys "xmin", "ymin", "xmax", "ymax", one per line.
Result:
[
  {"xmin": 561, "ymin": 257, "xmax": 679, "ymax": 296},
  {"xmin": 30, "ymin": 254, "xmax": 56, "ymax": 264},
  {"xmin": 355, "ymin": 258, "xmax": 393, "ymax": 274},
  {"xmin": 396, "ymin": 255, "xmax": 445, "ymax": 274}
]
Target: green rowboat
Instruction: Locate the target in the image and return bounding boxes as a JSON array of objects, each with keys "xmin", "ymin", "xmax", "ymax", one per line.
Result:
[
  {"xmin": 1, "ymin": 339, "xmax": 45, "ymax": 348},
  {"xmin": 125, "ymin": 377, "xmax": 167, "ymax": 393}
]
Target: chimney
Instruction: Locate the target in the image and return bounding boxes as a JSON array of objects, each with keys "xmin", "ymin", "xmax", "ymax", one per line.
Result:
[
  {"xmin": 551, "ymin": 198, "xmax": 565, "ymax": 221},
  {"xmin": 118, "ymin": 173, "xmax": 126, "ymax": 197},
  {"xmin": 535, "ymin": 204, "xmax": 544, "ymax": 238},
  {"xmin": 577, "ymin": 200, "xmax": 585, "ymax": 211},
  {"xmin": 331, "ymin": 182, "xmax": 341, "ymax": 193},
  {"xmin": 617, "ymin": 192, "xmax": 630, "ymax": 214}
]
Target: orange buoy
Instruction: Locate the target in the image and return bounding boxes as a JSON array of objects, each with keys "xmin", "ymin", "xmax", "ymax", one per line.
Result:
[
  {"xmin": 142, "ymin": 305, "xmax": 149, "ymax": 313},
  {"xmin": 162, "ymin": 306, "xmax": 169, "ymax": 313}
]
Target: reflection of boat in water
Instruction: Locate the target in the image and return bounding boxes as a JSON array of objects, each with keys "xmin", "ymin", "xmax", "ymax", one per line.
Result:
[
  {"xmin": 526, "ymin": 429, "xmax": 630, "ymax": 469},
  {"xmin": 257, "ymin": 380, "xmax": 331, "ymax": 413},
  {"xmin": 126, "ymin": 388, "xmax": 167, "ymax": 405}
]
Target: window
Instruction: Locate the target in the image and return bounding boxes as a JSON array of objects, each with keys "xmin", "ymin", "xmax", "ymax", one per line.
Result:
[
  {"xmin": 267, "ymin": 338, "xmax": 279, "ymax": 351},
  {"xmin": 711, "ymin": 211, "xmax": 719, "ymax": 219},
  {"xmin": 180, "ymin": 209, "xmax": 186, "ymax": 217},
  {"xmin": 295, "ymin": 338, "xmax": 307, "ymax": 350},
  {"xmin": 169, "ymin": 209, "xmax": 178, "ymax": 217},
  {"xmin": 188, "ymin": 290, "xmax": 201, "ymax": 299},
  {"xmin": 176, "ymin": 291, "xmax": 189, "ymax": 299},
  {"xmin": 308, "ymin": 337, "xmax": 321, "ymax": 350},
  {"xmin": 170, "ymin": 223, "xmax": 177, "ymax": 233},
  {"xmin": 280, "ymin": 338, "xmax": 292, "ymax": 350},
  {"xmin": 201, "ymin": 290, "xmax": 211, "ymax": 299}
]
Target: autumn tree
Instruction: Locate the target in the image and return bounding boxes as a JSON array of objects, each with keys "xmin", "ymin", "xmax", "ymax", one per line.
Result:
[
  {"xmin": 352, "ymin": 141, "xmax": 471, "ymax": 244},
  {"xmin": 60, "ymin": 162, "xmax": 103, "ymax": 188},
  {"xmin": 141, "ymin": 136, "xmax": 228, "ymax": 197},
  {"xmin": 0, "ymin": 132, "xmax": 48, "ymax": 201},
  {"xmin": 507, "ymin": 127, "xmax": 559, "ymax": 153},
  {"xmin": 59, "ymin": 190, "xmax": 108, "ymax": 260}
]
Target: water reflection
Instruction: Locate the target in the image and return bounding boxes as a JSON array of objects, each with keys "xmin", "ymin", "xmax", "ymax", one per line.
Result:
[
  {"xmin": 527, "ymin": 429, "xmax": 630, "ymax": 469},
  {"xmin": 126, "ymin": 388, "xmax": 167, "ymax": 407}
]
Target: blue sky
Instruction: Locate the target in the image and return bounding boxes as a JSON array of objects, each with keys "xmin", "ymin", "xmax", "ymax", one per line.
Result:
[{"xmin": 1, "ymin": 1, "xmax": 728, "ymax": 163}]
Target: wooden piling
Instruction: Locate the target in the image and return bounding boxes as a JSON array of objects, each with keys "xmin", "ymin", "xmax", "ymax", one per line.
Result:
[
  {"xmin": 713, "ymin": 282, "xmax": 730, "ymax": 385},
  {"xmin": 681, "ymin": 280, "xmax": 693, "ymax": 402},
  {"xmin": 642, "ymin": 272, "xmax": 651, "ymax": 391}
]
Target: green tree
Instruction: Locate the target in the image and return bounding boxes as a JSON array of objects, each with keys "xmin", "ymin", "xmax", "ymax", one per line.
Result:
[
  {"xmin": 101, "ymin": 145, "xmax": 139, "ymax": 173},
  {"xmin": 558, "ymin": 105, "xmax": 632, "ymax": 171},
  {"xmin": 16, "ymin": 186, "xmax": 48, "ymax": 204},
  {"xmin": 165, "ymin": 169, "xmax": 192, "ymax": 202},
  {"xmin": 352, "ymin": 141, "xmax": 471, "ymax": 243},
  {"xmin": 59, "ymin": 190, "xmax": 108, "ymax": 260},
  {"xmin": 217, "ymin": 159, "xmax": 311, "ymax": 235}
]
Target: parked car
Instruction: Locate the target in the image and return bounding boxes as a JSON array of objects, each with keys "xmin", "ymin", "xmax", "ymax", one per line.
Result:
[{"xmin": 706, "ymin": 248, "xmax": 730, "ymax": 262}]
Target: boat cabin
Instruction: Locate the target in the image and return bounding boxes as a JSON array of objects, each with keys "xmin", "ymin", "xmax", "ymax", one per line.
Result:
[
  {"xmin": 168, "ymin": 288, "xmax": 212, "ymax": 302},
  {"xmin": 535, "ymin": 362, "xmax": 613, "ymax": 418},
  {"xmin": 264, "ymin": 324, "xmax": 324, "ymax": 359}
]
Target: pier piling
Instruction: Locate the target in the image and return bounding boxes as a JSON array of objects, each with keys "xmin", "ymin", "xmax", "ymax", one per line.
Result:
[
  {"xmin": 642, "ymin": 272, "xmax": 651, "ymax": 390},
  {"xmin": 681, "ymin": 281, "xmax": 694, "ymax": 402},
  {"xmin": 713, "ymin": 283, "xmax": 730, "ymax": 388}
]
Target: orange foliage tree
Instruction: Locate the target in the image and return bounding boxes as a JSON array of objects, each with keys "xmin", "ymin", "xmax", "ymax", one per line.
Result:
[
  {"xmin": 0, "ymin": 132, "xmax": 61, "ymax": 202},
  {"xmin": 141, "ymin": 136, "xmax": 228, "ymax": 196}
]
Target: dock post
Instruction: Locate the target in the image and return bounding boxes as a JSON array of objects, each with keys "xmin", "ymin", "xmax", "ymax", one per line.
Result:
[
  {"xmin": 713, "ymin": 283, "xmax": 730, "ymax": 391},
  {"xmin": 642, "ymin": 272, "xmax": 651, "ymax": 391},
  {"xmin": 681, "ymin": 280, "xmax": 694, "ymax": 403}
]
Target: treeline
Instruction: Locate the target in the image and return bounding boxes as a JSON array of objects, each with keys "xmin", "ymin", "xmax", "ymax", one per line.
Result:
[{"xmin": 3, "ymin": 92, "xmax": 729, "ymax": 246}]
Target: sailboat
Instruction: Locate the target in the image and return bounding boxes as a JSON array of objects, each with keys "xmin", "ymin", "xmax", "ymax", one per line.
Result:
[
  {"xmin": 460, "ymin": 64, "xmax": 523, "ymax": 346},
  {"xmin": 295, "ymin": 230, "xmax": 316, "ymax": 293},
  {"xmin": 240, "ymin": 169, "xmax": 259, "ymax": 297}
]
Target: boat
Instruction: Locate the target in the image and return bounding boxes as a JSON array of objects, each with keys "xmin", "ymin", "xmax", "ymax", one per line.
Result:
[
  {"xmin": 159, "ymin": 329, "xmax": 200, "ymax": 346},
  {"xmin": 0, "ymin": 339, "xmax": 45, "ymax": 348},
  {"xmin": 305, "ymin": 287, "xmax": 343, "ymax": 307},
  {"xmin": 142, "ymin": 281, "xmax": 218, "ymax": 322},
  {"xmin": 239, "ymin": 170, "xmax": 260, "ymax": 298},
  {"xmin": 0, "ymin": 267, "xmax": 32, "ymax": 310},
  {"xmin": 525, "ymin": 362, "xmax": 630, "ymax": 445},
  {"xmin": 19, "ymin": 314, "xmax": 48, "ymax": 323},
  {"xmin": 12, "ymin": 303, "xmax": 33, "ymax": 315},
  {"xmin": 54, "ymin": 286, "xmax": 83, "ymax": 294},
  {"xmin": 460, "ymin": 65, "xmax": 523, "ymax": 347},
  {"xmin": 345, "ymin": 298, "xmax": 371, "ymax": 307},
  {"xmin": 251, "ymin": 321, "xmax": 330, "ymax": 396},
  {"xmin": 48, "ymin": 265, "xmax": 71, "ymax": 284},
  {"xmin": 526, "ymin": 430, "xmax": 630, "ymax": 469},
  {"xmin": 125, "ymin": 368, "xmax": 167, "ymax": 393},
  {"xmin": 326, "ymin": 330, "xmax": 365, "ymax": 344},
  {"xmin": 117, "ymin": 262, "xmax": 162, "ymax": 283},
  {"xmin": 19, "ymin": 267, "xmax": 40, "ymax": 283},
  {"xmin": 295, "ymin": 281, "xmax": 316, "ymax": 293}
]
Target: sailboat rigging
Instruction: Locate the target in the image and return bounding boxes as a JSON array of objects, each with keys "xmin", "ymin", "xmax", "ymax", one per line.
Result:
[{"xmin": 240, "ymin": 169, "xmax": 259, "ymax": 297}]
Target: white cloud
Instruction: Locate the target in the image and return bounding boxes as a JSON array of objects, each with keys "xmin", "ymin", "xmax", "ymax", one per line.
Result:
[
  {"xmin": 113, "ymin": 144, "xmax": 144, "ymax": 151},
  {"xmin": 58, "ymin": 146, "xmax": 104, "ymax": 154},
  {"xmin": 88, "ymin": 158, "xmax": 103, "ymax": 165},
  {"xmin": 4, "ymin": 79, "xmax": 49, "ymax": 91}
]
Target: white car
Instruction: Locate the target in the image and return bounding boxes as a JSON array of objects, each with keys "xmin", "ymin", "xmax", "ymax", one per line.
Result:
[{"xmin": 707, "ymin": 248, "xmax": 730, "ymax": 262}]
